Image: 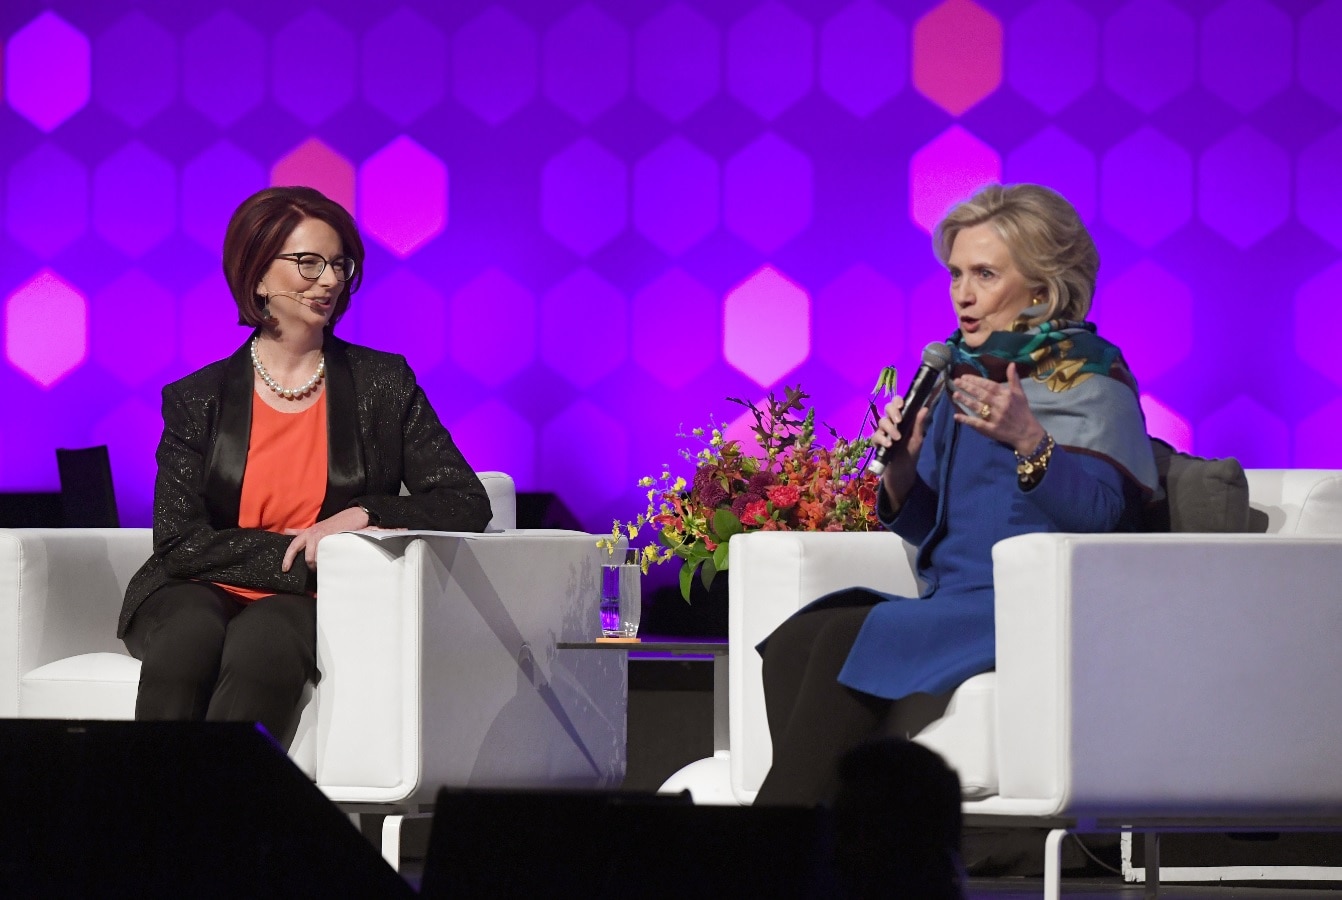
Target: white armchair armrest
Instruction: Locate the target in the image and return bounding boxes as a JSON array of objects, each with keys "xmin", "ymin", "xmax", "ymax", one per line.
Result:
[
  {"xmin": 313, "ymin": 529, "xmax": 625, "ymax": 807},
  {"xmin": 727, "ymin": 530, "xmax": 918, "ymax": 804},
  {"xmin": 990, "ymin": 532, "xmax": 1342, "ymax": 819}
]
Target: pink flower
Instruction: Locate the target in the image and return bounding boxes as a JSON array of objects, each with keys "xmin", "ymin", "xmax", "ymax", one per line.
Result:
[
  {"xmin": 742, "ymin": 499, "xmax": 770, "ymax": 526},
  {"xmin": 766, "ymin": 484, "xmax": 801, "ymax": 508}
]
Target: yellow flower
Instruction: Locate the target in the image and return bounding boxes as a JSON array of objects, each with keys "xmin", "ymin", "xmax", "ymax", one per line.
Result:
[{"xmin": 671, "ymin": 476, "xmax": 686, "ymax": 492}]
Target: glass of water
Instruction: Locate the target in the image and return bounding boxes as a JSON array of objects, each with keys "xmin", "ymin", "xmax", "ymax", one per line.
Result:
[{"xmin": 600, "ymin": 549, "xmax": 642, "ymax": 638}]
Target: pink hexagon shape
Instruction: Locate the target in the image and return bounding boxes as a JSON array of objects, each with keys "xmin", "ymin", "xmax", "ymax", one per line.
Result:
[
  {"xmin": 1005, "ymin": 126, "xmax": 1096, "ymax": 223},
  {"xmin": 540, "ymin": 400, "xmax": 629, "ymax": 511},
  {"xmin": 271, "ymin": 12, "xmax": 355, "ymax": 126},
  {"xmin": 92, "ymin": 270, "xmax": 177, "ymax": 386},
  {"xmin": 1298, "ymin": 126, "xmax": 1342, "ymax": 250},
  {"xmin": 93, "ymin": 141, "xmax": 177, "ymax": 257},
  {"xmin": 450, "ymin": 400, "xmax": 537, "ymax": 488},
  {"xmin": 1198, "ymin": 126, "xmax": 1289, "ymax": 249},
  {"xmin": 6, "ymin": 142, "xmax": 89, "ymax": 259},
  {"xmin": 1295, "ymin": 261, "xmax": 1342, "ymax": 387},
  {"xmin": 93, "ymin": 11, "xmax": 177, "ymax": 127},
  {"xmin": 634, "ymin": 137, "xmax": 719, "ymax": 256},
  {"xmin": 182, "ymin": 141, "xmax": 265, "ymax": 252},
  {"xmin": 817, "ymin": 265, "xmax": 904, "ymax": 387},
  {"xmin": 1300, "ymin": 0, "xmax": 1342, "ymax": 113},
  {"xmin": 1103, "ymin": 0, "xmax": 1194, "ymax": 113},
  {"xmin": 820, "ymin": 0, "xmax": 907, "ymax": 117},
  {"xmin": 362, "ymin": 8, "xmax": 446, "ymax": 125},
  {"xmin": 633, "ymin": 268, "xmax": 718, "ymax": 388},
  {"xmin": 453, "ymin": 6, "xmax": 538, "ymax": 125},
  {"xmin": 724, "ymin": 133, "xmax": 812, "ymax": 253},
  {"xmin": 1090, "ymin": 261, "xmax": 1191, "ymax": 383},
  {"xmin": 359, "ymin": 136, "xmax": 447, "ymax": 257},
  {"xmin": 1200, "ymin": 0, "xmax": 1292, "ymax": 113},
  {"xmin": 541, "ymin": 138, "xmax": 627, "ymax": 256},
  {"xmin": 1197, "ymin": 395, "xmax": 1288, "ymax": 469},
  {"xmin": 541, "ymin": 269, "xmax": 627, "ymax": 387},
  {"xmin": 5, "ymin": 12, "xmax": 90, "ymax": 131},
  {"xmin": 913, "ymin": 0, "xmax": 1002, "ymax": 116},
  {"xmin": 1008, "ymin": 0, "xmax": 1097, "ymax": 114},
  {"xmin": 723, "ymin": 265, "xmax": 810, "ymax": 388},
  {"xmin": 727, "ymin": 2, "xmax": 814, "ymax": 120},
  {"xmin": 179, "ymin": 273, "xmax": 245, "ymax": 372},
  {"xmin": 543, "ymin": 4, "xmax": 629, "ymax": 124},
  {"xmin": 1100, "ymin": 127, "xmax": 1191, "ymax": 247},
  {"xmin": 451, "ymin": 268, "xmax": 536, "ymax": 386},
  {"xmin": 1295, "ymin": 398, "xmax": 1342, "ymax": 468},
  {"xmin": 356, "ymin": 269, "xmax": 447, "ymax": 375},
  {"xmin": 183, "ymin": 12, "xmax": 264, "ymax": 128},
  {"xmin": 1140, "ymin": 394, "xmax": 1192, "ymax": 453},
  {"xmin": 6, "ymin": 270, "xmax": 87, "ymax": 388},
  {"xmin": 635, "ymin": 4, "xmax": 720, "ymax": 122},
  {"xmin": 271, "ymin": 138, "xmax": 356, "ymax": 215},
  {"xmin": 909, "ymin": 125, "xmax": 1002, "ymax": 234}
]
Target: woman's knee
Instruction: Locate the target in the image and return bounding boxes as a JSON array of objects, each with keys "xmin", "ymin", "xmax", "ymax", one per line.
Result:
[
  {"xmin": 220, "ymin": 596, "xmax": 316, "ymax": 683},
  {"xmin": 133, "ymin": 603, "xmax": 231, "ymax": 681}
]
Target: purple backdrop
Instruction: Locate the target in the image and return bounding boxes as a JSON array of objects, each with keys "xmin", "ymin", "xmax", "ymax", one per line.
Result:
[{"xmin": 2, "ymin": 0, "xmax": 1341, "ymax": 544}]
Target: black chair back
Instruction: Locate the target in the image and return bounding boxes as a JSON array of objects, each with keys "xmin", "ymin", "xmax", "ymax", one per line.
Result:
[{"xmin": 55, "ymin": 445, "xmax": 119, "ymax": 528}]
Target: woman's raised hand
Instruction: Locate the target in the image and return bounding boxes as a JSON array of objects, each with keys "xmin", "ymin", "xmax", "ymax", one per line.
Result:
[{"xmin": 951, "ymin": 362, "xmax": 1046, "ymax": 455}]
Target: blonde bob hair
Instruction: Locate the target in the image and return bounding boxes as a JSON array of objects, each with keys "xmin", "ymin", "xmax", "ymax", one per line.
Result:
[{"xmin": 932, "ymin": 183, "xmax": 1098, "ymax": 325}]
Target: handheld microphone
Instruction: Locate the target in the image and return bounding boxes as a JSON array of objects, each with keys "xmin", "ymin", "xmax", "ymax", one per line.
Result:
[{"xmin": 867, "ymin": 342, "xmax": 953, "ymax": 476}]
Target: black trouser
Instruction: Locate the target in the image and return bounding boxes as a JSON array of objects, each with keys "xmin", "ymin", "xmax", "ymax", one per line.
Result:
[
  {"xmin": 755, "ymin": 592, "xmax": 952, "ymax": 807},
  {"xmin": 123, "ymin": 579, "xmax": 317, "ymax": 749}
]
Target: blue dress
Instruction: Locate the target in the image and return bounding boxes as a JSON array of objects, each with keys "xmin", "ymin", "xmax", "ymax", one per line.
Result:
[{"xmin": 829, "ymin": 392, "xmax": 1135, "ymax": 701}]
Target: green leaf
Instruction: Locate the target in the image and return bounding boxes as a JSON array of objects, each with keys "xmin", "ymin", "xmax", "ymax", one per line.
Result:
[
  {"xmin": 699, "ymin": 557, "xmax": 718, "ymax": 591},
  {"xmin": 712, "ymin": 508, "xmax": 743, "ymax": 541},
  {"xmin": 712, "ymin": 540, "xmax": 730, "ymax": 572},
  {"xmin": 678, "ymin": 562, "xmax": 695, "ymax": 602}
]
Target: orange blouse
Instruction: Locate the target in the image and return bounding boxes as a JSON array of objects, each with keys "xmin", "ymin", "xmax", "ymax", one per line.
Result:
[{"xmin": 216, "ymin": 391, "xmax": 328, "ymax": 602}]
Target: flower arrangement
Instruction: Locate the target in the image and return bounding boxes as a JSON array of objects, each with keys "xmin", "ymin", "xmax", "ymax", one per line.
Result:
[{"xmin": 602, "ymin": 373, "xmax": 897, "ymax": 601}]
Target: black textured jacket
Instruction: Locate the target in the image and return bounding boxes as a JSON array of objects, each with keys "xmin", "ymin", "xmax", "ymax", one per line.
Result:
[{"xmin": 118, "ymin": 333, "xmax": 492, "ymax": 637}]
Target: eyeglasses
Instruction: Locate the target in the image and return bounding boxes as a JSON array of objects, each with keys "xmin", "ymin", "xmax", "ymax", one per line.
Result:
[{"xmin": 274, "ymin": 252, "xmax": 357, "ymax": 282}]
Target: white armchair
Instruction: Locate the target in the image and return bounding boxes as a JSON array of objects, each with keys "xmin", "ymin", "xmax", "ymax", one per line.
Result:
[
  {"xmin": 0, "ymin": 472, "xmax": 625, "ymax": 865},
  {"xmin": 717, "ymin": 468, "xmax": 1342, "ymax": 898}
]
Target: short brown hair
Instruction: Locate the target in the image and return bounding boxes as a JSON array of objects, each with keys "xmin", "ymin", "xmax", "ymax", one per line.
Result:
[
  {"xmin": 223, "ymin": 186, "xmax": 365, "ymax": 328},
  {"xmin": 933, "ymin": 183, "xmax": 1099, "ymax": 324}
]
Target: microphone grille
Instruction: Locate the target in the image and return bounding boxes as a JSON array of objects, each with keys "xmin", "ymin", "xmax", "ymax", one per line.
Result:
[{"xmin": 921, "ymin": 341, "xmax": 953, "ymax": 371}]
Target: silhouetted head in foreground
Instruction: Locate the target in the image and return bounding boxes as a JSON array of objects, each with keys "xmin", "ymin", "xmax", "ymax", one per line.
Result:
[{"xmin": 831, "ymin": 737, "xmax": 966, "ymax": 899}]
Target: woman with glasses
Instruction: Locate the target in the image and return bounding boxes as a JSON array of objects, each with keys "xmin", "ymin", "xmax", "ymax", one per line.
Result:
[{"xmin": 118, "ymin": 186, "xmax": 491, "ymax": 748}]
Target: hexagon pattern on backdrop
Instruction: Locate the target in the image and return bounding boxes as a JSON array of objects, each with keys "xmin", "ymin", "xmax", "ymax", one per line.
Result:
[{"xmin": 1, "ymin": 0, "xmax": 1340, "ymax": 538}]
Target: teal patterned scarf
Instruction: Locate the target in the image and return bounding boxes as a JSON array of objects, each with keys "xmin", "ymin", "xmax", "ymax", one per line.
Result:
[{"xmin": 948, "ymin": 320, "xmax": 1159, "ymax": 494}]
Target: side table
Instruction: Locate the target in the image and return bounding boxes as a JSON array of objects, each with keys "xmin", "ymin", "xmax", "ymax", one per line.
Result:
[{"xmin": 556, "ymin": 640, "xmax": 736, "ymax": 804}]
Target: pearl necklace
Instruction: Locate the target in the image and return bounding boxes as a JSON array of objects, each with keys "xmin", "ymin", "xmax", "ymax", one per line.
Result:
[{"xmin": 250, "ymin": 336, "xmax": 325, "ymax": 400}]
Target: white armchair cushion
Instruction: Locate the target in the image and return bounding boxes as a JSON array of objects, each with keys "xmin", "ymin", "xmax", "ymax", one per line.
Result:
[
  {"xmin": 20, "ymin": 652, "xmax": 139, "ymax": 719},
  {"xmin": 908, "ymin": 672, "xmax": 997, "ymax": 800},
  {"xmin": 1245, "ymin": 469, "xmax": 1342, "ymax": 535},
  {"xmin": 478, "ymin": 471, "xmax": 516, "ymax": 531}
]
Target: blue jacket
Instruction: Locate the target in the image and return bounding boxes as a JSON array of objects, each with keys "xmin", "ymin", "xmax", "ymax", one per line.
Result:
[{"xmin": 831, "ymin": 392, "xmax": 1135, "ymax": 700}]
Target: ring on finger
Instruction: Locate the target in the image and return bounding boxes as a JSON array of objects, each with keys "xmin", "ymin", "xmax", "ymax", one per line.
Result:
[{"xmin": 979, "ymin": 402, "xmax": 992, "ymax": 420}]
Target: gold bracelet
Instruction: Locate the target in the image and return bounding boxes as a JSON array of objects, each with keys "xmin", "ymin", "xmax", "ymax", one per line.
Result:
[{"xmin": 1015, "ymin": 433, "xmax": 1055, "ymax": 486}]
